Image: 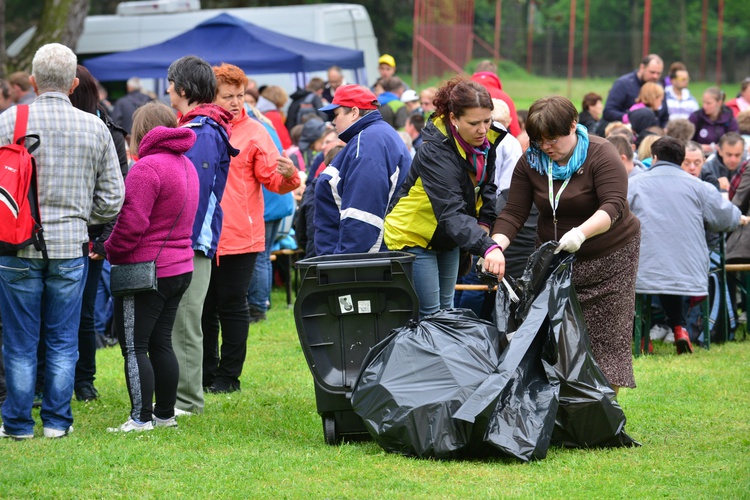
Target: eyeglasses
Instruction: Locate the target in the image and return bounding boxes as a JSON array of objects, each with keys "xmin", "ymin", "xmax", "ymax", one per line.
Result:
[{"xmin": 534, "ymin": 138, "xmax": 559, "ymax": 148}]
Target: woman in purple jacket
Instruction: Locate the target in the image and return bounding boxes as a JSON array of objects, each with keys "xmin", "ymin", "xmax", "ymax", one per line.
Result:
[
  {"xmin": 689, "ymin": 87, "xmax": 739, "ymax": 155},
  {"xmin": 105, "ymin": 102, "xmax": 200, "ymax": 433}
]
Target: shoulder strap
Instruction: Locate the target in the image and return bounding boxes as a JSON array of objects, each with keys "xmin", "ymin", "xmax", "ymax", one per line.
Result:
[{"xmin": 14, "ymin": 105, "xmax": 29, "ymax": 146}]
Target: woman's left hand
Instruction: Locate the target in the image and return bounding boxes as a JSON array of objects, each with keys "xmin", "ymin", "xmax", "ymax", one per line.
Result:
[
  {"xmin": 276, "ymin": 156, "xmax": 296, "ymax": 178},
  {"xmin": 483, "ymin": 248, "xmax": 505, "ymax": 280}
]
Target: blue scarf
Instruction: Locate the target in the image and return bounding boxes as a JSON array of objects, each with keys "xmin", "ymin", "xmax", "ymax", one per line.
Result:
[{"xmin": 526, "ymin": 123, "xmax": 590, "ymax": 180}]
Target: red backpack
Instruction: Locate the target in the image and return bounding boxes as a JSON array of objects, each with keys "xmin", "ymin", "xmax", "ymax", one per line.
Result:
[{"xmin": 0, "ymin": 105, "xmax": 46, "ymax": 257}]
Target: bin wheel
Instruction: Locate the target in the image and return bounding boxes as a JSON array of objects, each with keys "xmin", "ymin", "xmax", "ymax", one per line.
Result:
[{"xmin": 323, "ymin": 415, "xmax": 339, "ymax": 445}]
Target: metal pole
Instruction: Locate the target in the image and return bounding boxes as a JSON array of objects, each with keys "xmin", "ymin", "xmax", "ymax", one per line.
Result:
[
  {"xmin": 716, "ymin": 0, "xmax": 724, "ymax": 86},
  {"xmin": 494, "ymin": 0, "xmax": 502, "ymax": 61},
  {"xmin": 567, "ymin": 0, "xmax": 576, "ymax": 97},
  {"xmin": 700, "ymin": 0, "xmax": 708, "ymax": 81},
  {"xmin": 642, "ymin": 0, "xmax": 651, "ymax": 58},
  {"xmin": 526, "ymin": 1, "xmax": 535, "ymax": 74},
  {"xmin": 583, "ymin": 0, "xmax": 590, "ymax": 79},
  {"xmin": 412, "ymin": 0, "xmax": 420, "ymax": 87}
]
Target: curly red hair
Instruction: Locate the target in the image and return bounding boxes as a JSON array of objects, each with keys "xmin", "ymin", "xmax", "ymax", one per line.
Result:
[{"xmin": 212, "ymin": 63, "xmax": 249, "ymax": 88}]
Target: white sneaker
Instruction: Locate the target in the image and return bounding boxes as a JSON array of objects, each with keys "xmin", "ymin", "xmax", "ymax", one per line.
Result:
[
  {"xmin": 43, "ymin": 426, "xmax": 73, "ymax": 438},
  {"xmin": 649, "ymin": 324, "xmax": 669, "ymax": 341},
  {"xmin": 173, "ymin": 408, "xmax": 194, "ymax": 417},
  {"xmin": 153, "ymin": 416, "xmax": 178, "ymax": 428},
  {"xmin": 0, "ymin": 425, "xmax": 33, "ymax": 440},
  {"xmin": 107, "ymin": 418, "xmax": 154, "ymax": 433},
  {"xmin": 663, "ymin": 328, "xmax": 675, "ymax": 343}
]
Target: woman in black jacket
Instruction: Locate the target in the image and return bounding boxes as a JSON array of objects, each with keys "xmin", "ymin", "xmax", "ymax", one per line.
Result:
[{"xmin": 384, "ymin": 77, "xmax": 506, "ymax": 317}]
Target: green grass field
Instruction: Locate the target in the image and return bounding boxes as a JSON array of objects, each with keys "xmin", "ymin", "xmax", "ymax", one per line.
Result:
[
  {"xmin": 417, "ymin": 59, "xmax": 725, "ymax": 113},
  {"xmin": 2, "ymin": 287, "xmax": 749, "ymax": 498}
]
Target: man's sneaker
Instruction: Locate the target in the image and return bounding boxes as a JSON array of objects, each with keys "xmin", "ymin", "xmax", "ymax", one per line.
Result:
[
  {"xmin": 674, "ymin": 326, "xmax": 694, "ymax": 355},
  {"xmin": 173, "ymin": 408, "xmax": 194, "ymax": 418},
  {"xmin": 43, "ymin": 426, "xmax": 73, "ymax": 438},
  {"xmin": 0, "ymin": 425, "xmax": 33, "ymax": 440},
  {"xmin": 75, "ymin": 384, "xmax": 99, "ymax": 402},
  {"xmin": 649, "ymin": 324, "xmax": 670, "ymax": 341},
  {"xmin": 153, "ymin": 416, "xmax": 178, "ymax": 428},
  {"xmin": 107, "ymin": 418, "xmax": 154, "ymax": 433}
]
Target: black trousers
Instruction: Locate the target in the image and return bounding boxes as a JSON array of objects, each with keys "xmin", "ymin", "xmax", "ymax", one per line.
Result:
[
  {"xmin": 202, "ymin": 253, "xmax": 257, "ymax": 390},
  {"xmin": 659, "ymin": 294, "xmax": 686, "ymax": 329},
  {"xmin": 114, "ymin": 272, "xmax": 192, "ymax": 422}
]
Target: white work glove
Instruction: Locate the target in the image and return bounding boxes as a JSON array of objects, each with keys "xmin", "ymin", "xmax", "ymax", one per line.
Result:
[{"xmin": 555, "ymin": 227, "xmax": 586, "ymax": 254}]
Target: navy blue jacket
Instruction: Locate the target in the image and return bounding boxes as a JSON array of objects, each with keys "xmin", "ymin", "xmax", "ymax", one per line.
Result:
[
  {"xmin": 182, "ymin": 113, "xmax": 239, "ymax": 259},
  {"xmin": 314, "ymin": 110, "xmax": 411, "ymax": 255},
  {"xmin": 603, "ymin": 70, "xmax": 669, "ymax": 127}
]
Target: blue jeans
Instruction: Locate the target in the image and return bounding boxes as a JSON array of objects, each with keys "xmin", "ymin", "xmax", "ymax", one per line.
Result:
[
  {"xmin": 0, "ymin": 256, "xmax": 86, "ymax": 435},
  {"xmin": 76, "ymin": 257, "xmax": 105, "ymax": 387},
  {"xmin": 247, "ymin": 219, "xmax": 282, "ymax": 313},
  {"xmin": 408, "ymin": 246, "xmax": 460, "ymax": 318},
  {"xmin": 94, "ymin": 260, "xmax": 113, "ymax": 335}
]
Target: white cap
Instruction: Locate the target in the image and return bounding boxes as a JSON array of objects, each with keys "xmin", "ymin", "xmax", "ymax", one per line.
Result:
[{"xmin": 400, "ymin": 89, "xmax": 419, "ymax": 103}]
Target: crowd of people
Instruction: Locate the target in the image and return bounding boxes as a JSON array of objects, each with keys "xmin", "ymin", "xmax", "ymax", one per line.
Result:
[{"xmin": 1, "ymin": 43, "xmax": 749, "ymax": 439}]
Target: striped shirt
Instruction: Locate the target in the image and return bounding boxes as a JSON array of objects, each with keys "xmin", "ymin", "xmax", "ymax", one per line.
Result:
[{"xmin": 0, "ymin": 92, "xmax": 124, "ymax": 259}]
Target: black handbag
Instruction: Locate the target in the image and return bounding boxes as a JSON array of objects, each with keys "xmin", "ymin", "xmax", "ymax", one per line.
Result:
[{"xmin": 110, "ymin": 161, "xmax": 189, "ymax": 297}]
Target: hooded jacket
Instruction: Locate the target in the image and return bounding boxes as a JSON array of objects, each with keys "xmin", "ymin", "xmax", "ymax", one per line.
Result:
[
  {"xmin": 689, "ymin": 106, "xmax": 740, "ymax": 146},
  {"xmin": 314, "ymin": 110, "xmax": 411, "ymax": 255},
  {"xmin": 469, "ymin": 71, "xmax": 521, "ymax": 137},
  {"xmin": 179, "ymin": 103, "xmax": 239, "ymax": 259},
  {"xmin": 217, "ymin": 107, "xmax": 300, "ymax": 256},
  {"xmin": 384, "ymin": 118, "xmax": 504, "ymax": 255},
  {"xmin": 105, "ymin": 126, "xmax": 199, "ymax": 278}
]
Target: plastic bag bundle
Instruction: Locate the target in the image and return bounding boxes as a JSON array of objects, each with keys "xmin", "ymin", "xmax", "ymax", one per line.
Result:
[
  {"xmin": 352, "ymin": 242, "xmax": 638, "ymax": 461},
  {"xmin": 351, "ymin": 310, "xmax": 502, "ymax": 458}
]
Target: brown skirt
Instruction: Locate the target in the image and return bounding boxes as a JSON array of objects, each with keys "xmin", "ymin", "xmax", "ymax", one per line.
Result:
[{"xmin": 572, "ymin": 231, "xmax": 640, "ymax": 389}]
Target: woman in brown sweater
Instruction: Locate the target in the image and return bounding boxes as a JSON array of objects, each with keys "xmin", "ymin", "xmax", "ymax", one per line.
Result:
[{"xmin": 484, "ymin": 95, "xmax": 641, "ymax": 393}]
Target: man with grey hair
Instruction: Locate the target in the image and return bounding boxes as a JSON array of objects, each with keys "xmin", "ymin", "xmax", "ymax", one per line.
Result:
[
  {"xmin": 0, "ymin": 43, "xmax": 124, "ymax": 440},
  {"xmin": 111, "ymin": 76, "xmax": 152, "ymax": 135}
]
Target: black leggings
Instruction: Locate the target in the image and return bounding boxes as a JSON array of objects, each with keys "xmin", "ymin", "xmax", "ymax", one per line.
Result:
[
  {"xmin": 114, "ymin": 272, "xmax": 192, "ymax": 422},
  {"xmin": 202, "ymin": 253, "xmax": 257, "ymax": 389}
]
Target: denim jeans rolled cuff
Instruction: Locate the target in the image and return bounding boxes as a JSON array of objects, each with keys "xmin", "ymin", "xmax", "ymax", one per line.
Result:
[
  {"xmin": 406, "ymin": 246, "xmax": 460, "ymax": 319},
  {"xmin": 0, "ymin": 256, "xmax": 86, "ymax": 435}
]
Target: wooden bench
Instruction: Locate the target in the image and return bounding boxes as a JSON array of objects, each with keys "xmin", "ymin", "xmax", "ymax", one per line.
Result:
[
  {"xmin": 270, "ymin": 249, "xmax": 305, "ymax": 307},
  {"xmin": 725, "ymin": 263, "xmax": 750, "ymax": 339}
]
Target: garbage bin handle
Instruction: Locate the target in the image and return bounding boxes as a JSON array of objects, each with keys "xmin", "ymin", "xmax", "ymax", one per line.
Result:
[{"xmin": 316, "ymin": 259, "xmax": 394, "ymax": 284}]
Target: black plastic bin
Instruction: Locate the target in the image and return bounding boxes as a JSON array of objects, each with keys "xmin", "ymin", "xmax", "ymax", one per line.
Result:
[{"xmin": 294, "ymin": 251, "xmax": 418, "ymax": 445}]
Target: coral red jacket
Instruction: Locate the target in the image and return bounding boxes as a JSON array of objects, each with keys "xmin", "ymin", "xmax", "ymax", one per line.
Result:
[{"xmin": 217, "ymin": 108, "xmax": 300, "ymax": 256}]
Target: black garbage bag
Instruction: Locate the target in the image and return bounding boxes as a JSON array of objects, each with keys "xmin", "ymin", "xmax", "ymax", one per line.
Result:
[
  {"xmin": 351, "ymin": 309, "xmax": 503, "ymax": 459},
  {"xmin": 457, "ymin": 242, "xmax": 637, "ymax": 460},
  {"xmin": 353, "ymin": 242, "xmax": 637, "ymax": 461}
]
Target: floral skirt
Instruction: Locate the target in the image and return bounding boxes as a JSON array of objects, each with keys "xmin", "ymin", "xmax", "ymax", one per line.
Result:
[{"xmin": 572, "ymin": 231, "xmax": 640, "ymax": 389}]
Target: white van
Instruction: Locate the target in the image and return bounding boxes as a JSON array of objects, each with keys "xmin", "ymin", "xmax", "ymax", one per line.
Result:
[{"xmin": 7, "ymin": 1, "xmax": 379, "ymax": 91}]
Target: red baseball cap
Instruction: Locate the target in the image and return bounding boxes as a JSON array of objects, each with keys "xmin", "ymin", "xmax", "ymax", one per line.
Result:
[{"xmin": 319, "ymin": 84, "xmax": 380, "ymax": 112}]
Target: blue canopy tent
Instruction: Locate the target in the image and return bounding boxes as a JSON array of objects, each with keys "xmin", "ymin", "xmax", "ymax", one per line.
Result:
[{"xmin": 84, "ymin": 13, "xmax": 366, "ymax": 87}]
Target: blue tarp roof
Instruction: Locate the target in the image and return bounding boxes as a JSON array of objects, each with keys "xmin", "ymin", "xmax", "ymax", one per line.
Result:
[{"xmin": 84, "ymin": 13, "xmax": 365, "ymax": 82}]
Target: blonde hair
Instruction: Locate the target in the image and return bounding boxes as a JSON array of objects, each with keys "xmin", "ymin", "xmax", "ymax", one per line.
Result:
[
  {"xmin": 635, "ymin": 82, "xmax": 665, "ymax": 109},
  {"xmin": 637, "ymin": 134, "xmax": 660, "ymax": 160},
  {"xmin": 491, "ymin": 98, "xmax": 511, "ymax": 128},
  {"xmin": 130, "ymin": 101, "xmax": 178, "ymax": 153}
]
